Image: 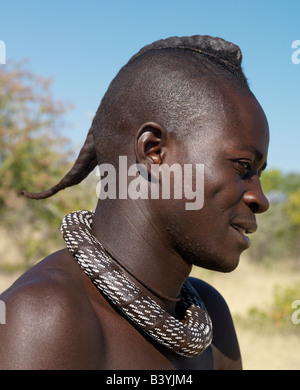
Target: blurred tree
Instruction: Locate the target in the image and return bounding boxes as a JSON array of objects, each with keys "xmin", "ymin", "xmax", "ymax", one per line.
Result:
[
  {"xmin": 0, "ymin": 61, "xmax": 72, "ymax": 208},
  {"xmin": 286, "ymin": 190, "xmax": 300, "ymax": 231},
  {"xmin": 248, "ymin": 170, "xmax": 300, "ymax": 266},
  {"xmin": 261, "ymin": 169, "xmax": 300, "ymax": 195},
  {"xmin": 260, "ymin": 169, "xmax": 283, "ymax": 194},
  {"xmin": 285, "ymin": 189, "xmax": 300, "ymax": 262},
  {"xmin": 0, "ymin": 61, "xmax": 97, "ymax": 268}
]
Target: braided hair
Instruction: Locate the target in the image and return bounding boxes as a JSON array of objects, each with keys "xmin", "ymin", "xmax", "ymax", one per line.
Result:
[
  {"xmin": 20, "ymin": 35, "xmax": 249, "ymax": 200},
  {"xmin": 129, "ymin": 35, "xmax": 247, "ymax": 84}
]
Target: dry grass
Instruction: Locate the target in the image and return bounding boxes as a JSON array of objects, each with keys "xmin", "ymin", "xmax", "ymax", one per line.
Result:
[{"xmin": 1, "ymin": 253, "xmax": 300, "ymax": 370}]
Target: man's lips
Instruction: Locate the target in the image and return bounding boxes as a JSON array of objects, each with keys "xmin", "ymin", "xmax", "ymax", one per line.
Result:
[
  {"xmin": 230, "ymin": 220, "xmax": 257, "ymax": 248},
  {"xmin": 231, "ymin": 221, "xmax": 257, "ymax": 234}
]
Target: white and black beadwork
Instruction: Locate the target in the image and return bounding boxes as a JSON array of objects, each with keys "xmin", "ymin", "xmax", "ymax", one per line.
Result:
[{"xmin": 61, "ymin": 210, "xmax": 213, "ymax": 358}]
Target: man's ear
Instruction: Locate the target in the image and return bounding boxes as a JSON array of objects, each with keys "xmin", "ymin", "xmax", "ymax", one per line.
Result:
[{"xmin": 135, "ymin": 122, "xmax": 167, "ymax": 169}]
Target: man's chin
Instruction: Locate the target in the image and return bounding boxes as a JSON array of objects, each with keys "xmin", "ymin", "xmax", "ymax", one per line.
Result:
[
  {"xmin": 176, "ymin": 242, "xmax": 242, "ymax": 273},
  {"xmin": 196, "ymin": 253, "xmax": 241, "ymax": 273}
]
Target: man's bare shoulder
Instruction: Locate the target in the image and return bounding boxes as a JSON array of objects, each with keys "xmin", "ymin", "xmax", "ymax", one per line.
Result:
[
  {"xmin": 1, "ymin": 249, "xmax": 85, "ymax": 309},
  {"xmin": 0, "ymin": 249, "xmax": 104, "ymax": 369},
  {"xmin": 188, "ymin": 276, "xmax": 242, "ymax": 370}
]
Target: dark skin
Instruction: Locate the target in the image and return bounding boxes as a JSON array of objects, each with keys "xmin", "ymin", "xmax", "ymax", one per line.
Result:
[{"xmin": 0, "ymin": 81, "xmax": 269, "ymax": 370}]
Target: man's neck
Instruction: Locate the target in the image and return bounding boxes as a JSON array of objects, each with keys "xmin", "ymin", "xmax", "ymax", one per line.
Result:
[{"xmin": 91, "ymin": 199, "xmax": 192, "ymax": 312}]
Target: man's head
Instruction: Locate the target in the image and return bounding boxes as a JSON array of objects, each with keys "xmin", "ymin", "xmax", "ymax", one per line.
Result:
[
  {"xmin": 20, "ymin": 35, "xmax": 269, "ymax": 271},
  {"xmin": 93, "ymin": 35, "xmax": 249, "ymax": 165},
  {"xmin": 20, "ymin": 35, "xmax": 250, "ymax": 199}
]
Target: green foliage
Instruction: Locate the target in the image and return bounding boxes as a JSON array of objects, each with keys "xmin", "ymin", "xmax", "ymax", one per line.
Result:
[
  {"xmin": 0, "ymin": 61, "xmax": 97, "ymax": 269},
  {"xmin": 240, "ymin": 284, "xmax": 300, "ymax": 333},
  {"xmin": 248, "ymin": 169, "xmax": 300, "ymax": 265},
  {"xmin": 286, "ymin": 190, "xmax": 300, "ymax": 233},
  {"xmin": 261, "ymin": 169, "xmax": 300, "ymax": 195},
  {"xmin": 260, "ymin": 169, "xmax": 283, "ymax": 194},
  {"xmin": 0, "ymin": 62, "xmax": 72, "ymax": 202}
]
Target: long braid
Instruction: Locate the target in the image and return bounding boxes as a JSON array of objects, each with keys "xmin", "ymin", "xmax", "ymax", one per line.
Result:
[
  {"xmin": 20, "ymin": 123, "xmax": 97, "ymax": 199},
  {"xmin": 20, "ymin": 35, "xmax": 247, "ymax": 200}
]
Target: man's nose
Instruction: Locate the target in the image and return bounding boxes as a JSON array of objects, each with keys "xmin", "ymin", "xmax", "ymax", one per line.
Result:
[{"xmin": 243, "ymin": 176, "xmax": 269, "ymax": 214}]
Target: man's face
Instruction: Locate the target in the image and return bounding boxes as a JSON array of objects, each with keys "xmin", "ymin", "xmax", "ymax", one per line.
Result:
[{"xmin": 162, "ymin": 86, "xmax": 269, "ymax": 272}]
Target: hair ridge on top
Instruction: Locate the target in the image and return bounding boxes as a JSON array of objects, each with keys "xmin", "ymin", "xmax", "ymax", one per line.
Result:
[{"xmin": 128, "ymin": 35, "xmax": 248, "ymax": 85}]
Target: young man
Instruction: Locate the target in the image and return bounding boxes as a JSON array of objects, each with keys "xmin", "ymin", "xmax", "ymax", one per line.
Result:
[{"xmin": 0, "ymin": 35, "xmax": 269, "ymax": 370}]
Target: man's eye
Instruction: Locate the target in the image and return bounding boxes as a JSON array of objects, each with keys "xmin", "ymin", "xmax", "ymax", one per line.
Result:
[
  {"xmin": 234, "ymin": 160, "xmax": 254, "ymax": 177},
  {"xmin": 239, "ymin": 161, "xmax": 252, "ymax": 171}
]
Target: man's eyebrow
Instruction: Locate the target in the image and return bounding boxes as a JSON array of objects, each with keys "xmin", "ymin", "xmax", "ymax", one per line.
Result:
[
  {"xmin": 236, "ymin": 144, "xmax": 264, "ymax": 161},
  {"xmin": 237, "ymin": 144, "xmax": 268, "ymax": 171}
]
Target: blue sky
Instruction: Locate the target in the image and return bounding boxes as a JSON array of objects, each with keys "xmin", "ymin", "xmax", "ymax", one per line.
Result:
[{"xmin": 1, "ymin": 0, "xmax": 299, "ymax": 173}]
